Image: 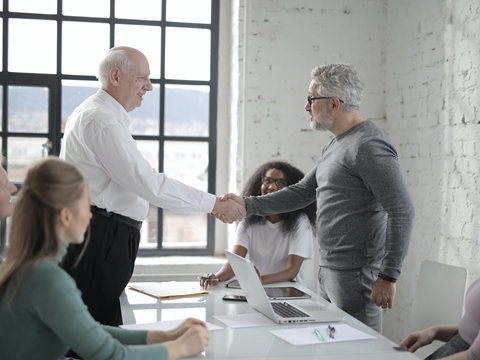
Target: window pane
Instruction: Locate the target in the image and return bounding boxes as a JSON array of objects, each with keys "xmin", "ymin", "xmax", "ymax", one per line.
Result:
[
  {"xmin": 140, "ymin": 205, "xmax": 158, "ymax": 250},
  {"xmin": 166, "ymin": 0, "xmax": 211, "ymax": 24},
  {"xmin": 62, "ymin": 22, "xmax": 110, "ymax": 76},
  {"xmin": 115, "ymin": 24, "xmax": 161, "ymax": 79},
  {"xmin": 8, "ymin": 137, "xmax": 48, "ymax": 182},
  {"xmin": 130, "ymin": 85, "xmax": 160, "ymax": 136},
  {"xmin": 0, "ymin": 19, "xmax": 3, "ymax": 72},
  {"xmin": 165, "ymin": 28, "xmax": 210, "ymax": 81},
  {"xmin": 162, "ymin": 140, "xmax": 208, "ymax": 247},
  {"xmin": 164, "ymin": 141, "xmax": 208, "ymax": 191},
  {"xmin": 163, "ymin": 211, "xmax": 207, "ymax": 247},
  {"xmin": 63, "ymin": 0, "xmax": 109, "ymax": 18},
  {"xmin": 137, "ymin": 140, "xmax": 159, "ymax": 250},
  {"xmin": 8, "ymin": 86, "xmax": 48, "ymax": 133},
  {"xmin": 115, "ymin": 0, "xmax": 161, "ymax": 21},
  {"xmin": 9, "ymin": 19, "xmax": 57, "ymax": 74},
  {"xmin": 165, "ymin": 85, "xmax": 209, "ymax": 137},
  {"xmin": 9, "ymin": 0, "xmax": 57, "ymax": 14},
  {"xmin": 62, "ymin": 80, "xmax": 99, "ymax": 133}
]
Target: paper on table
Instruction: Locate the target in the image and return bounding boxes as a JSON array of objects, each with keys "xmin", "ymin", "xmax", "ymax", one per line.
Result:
[
  {"xmin": 129, "ymin": 282, "xmax": 208, "ymax": 300},
  {"xmin": 269, "ymin": 324, "xmax": 376, "ymax": 346},
  {"xmin": 120, "ymin": 319, "xmax": 222, "ymax": 332},
  {"xmin": 213, "ymin": 313, "xmax": 277, "ymax": 328}
]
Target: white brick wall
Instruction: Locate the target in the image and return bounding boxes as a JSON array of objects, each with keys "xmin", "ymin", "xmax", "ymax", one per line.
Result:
[
  {"xmin": 383, "ymin": 0, "xmax": 480, "ymax": 343},
  {"xmin": 231, "ymin": 0, "xmax": 386, "ymax": 182},
  {"xmin": 226, "ymin": 0, "xmax": 480, "ymax": 345}
]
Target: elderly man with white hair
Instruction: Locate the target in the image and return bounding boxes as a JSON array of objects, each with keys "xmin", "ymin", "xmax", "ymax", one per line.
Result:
[{"xmin": 60, "ymin": 47, "xmax": 245, "ymax": 330}]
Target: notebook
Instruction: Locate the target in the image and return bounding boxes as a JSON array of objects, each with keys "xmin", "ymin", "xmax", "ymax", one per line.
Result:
[{"xmin": 224, "ymin": 250, "xmax": 344, "ymax": 324}]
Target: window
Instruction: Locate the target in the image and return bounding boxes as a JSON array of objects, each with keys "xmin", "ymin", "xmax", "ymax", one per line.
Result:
[{"xmin": 0, "ymin": 0, "xmax": 220, "ymax": 256}]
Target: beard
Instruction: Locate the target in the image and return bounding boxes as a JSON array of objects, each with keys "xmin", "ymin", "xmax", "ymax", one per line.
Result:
[{"xmin": 310, "ymin": 106, "xmax": 334, "ymax": 132}]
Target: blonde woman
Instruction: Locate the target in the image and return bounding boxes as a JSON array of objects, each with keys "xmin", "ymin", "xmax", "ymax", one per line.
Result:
[{"xmin": 0, "ymin": 157, "xmax": 208, "ymax": 360}]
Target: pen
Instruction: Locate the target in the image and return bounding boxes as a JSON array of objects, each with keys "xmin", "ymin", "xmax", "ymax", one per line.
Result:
[
  {"xmin": 198, "ymin": 276, "xmax": 219, "ymax": 282},
  {"xmin": 328, "ymin": 325, "xmax": 336, "ymax": 339},
  {"xmin": 313, "ymin": 328, "xmax": 324, "ymax": 341}
]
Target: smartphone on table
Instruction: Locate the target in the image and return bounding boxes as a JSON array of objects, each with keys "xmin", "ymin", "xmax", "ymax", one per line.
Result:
[{"xmin": 222, "ymin": 294, "xmax": 247, "ymax": 301}]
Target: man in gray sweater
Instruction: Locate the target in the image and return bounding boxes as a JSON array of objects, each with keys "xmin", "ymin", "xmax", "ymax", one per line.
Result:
[{"xmin": 222, "ymin": 63, "xmax": 415, "ymax": 333}]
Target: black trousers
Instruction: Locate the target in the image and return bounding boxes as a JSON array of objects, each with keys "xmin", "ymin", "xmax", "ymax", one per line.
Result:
[{"xmin": 61, "ymin": 209, "xmax": 141, "ymax": 327}]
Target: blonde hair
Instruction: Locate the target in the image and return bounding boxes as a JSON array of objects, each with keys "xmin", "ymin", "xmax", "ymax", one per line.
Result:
[{"xmin": 0, "ymin": 157, "xmax": 86, "ymax": 304}]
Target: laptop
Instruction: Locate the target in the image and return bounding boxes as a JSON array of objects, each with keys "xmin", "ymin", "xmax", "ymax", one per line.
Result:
[{"xmin": 224, "ymin": 250, "xmax": 344, "ymax": 324}]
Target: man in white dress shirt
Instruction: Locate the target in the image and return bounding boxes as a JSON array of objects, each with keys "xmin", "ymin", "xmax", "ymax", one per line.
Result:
[{"xmin": 60, "ymin": 46, "xmax": 245, "ymax": 328}]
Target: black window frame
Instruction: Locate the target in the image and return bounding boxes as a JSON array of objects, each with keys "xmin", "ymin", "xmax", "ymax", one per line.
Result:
[{"xmin": 0, "ymin": 0, "xmax": 220, "ymax": 257}]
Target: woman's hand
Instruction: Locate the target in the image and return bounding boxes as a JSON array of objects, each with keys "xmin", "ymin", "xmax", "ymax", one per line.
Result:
[
  {"xmin": 147, "ymin": 318, "xmax": 207, "ymax": 344},
  {"xmin": 399, "ymin": 327, "xmax": 437, "ymax": 353},
  {"xmin": 200, "ymin": 273, "xmax": 219, "ymax": 289},
  {"xmin": 168, "ymin": 318, "xmax": 207, "ymax": 340},
  {"xmin": 164, "ymin": 324, "xmax": 210, "ymax": 360}
]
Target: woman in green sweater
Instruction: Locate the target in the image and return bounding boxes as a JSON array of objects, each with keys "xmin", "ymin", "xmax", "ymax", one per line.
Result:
[{"xmin": 0, "ymin": 157, "xmax": 209, "ymax": 360}]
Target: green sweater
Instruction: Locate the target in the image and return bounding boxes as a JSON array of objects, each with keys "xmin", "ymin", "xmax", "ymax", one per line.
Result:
[{"xmin": 0, "ymin": 245, "xmax": 169, "ymax": 360}]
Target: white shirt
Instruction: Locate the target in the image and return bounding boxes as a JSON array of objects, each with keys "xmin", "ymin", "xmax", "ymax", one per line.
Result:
[
  {"xmin": 235, "ymin": 214, "xmax": 314, "ymax": 286},
  {"xmin": 60, "ymin": 89, "xmax": 216, "ymax": 221}
]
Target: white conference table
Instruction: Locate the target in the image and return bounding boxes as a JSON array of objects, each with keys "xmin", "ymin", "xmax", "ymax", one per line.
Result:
[{"xmin": 120, "ymin": 281, "xmax": 418, "ymax": 360}]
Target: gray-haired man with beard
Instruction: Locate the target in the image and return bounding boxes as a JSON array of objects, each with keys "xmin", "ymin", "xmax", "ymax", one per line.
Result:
[{"xmin": 222, "ymin": 63, "xmax": 415, "ymax": 333}]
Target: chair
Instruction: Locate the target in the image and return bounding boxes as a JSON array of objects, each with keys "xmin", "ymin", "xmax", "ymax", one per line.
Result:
[
  {"xmin": 409, "ymin": 260, "xmax": 468, "ymax": 359},
  {"xmin": 302, "ymin": 236, "xmax": 319, "ymax": 292}
]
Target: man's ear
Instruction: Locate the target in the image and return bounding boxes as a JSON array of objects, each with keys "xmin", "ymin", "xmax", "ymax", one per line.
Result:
[
  {"xmin": 110, "ymin": 67, "xmax": 121, "ymax": 86},
  {"xmin": 58, "ymin": 207, "xmax": 71, "ymax": 228},
  {"xmin": 331, "ymin": 98, "xmax": 339, "ymax": 109},
  {"xmin": 331, "ymin": 97, "xmax": 342, "ymax": 111}
]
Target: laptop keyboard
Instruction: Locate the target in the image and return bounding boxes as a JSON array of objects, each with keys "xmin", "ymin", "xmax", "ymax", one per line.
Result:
[{"xmin": 272, "ymin": 302, "xmax": 311, "ymax": 318}]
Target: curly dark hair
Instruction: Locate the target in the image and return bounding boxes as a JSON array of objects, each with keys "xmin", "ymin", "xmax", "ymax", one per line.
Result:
[{"xmin": 241, "ymin": 161, "xmax": 316, "ymax": 235}]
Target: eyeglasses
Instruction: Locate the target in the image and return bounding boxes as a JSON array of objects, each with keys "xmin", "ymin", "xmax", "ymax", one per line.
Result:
[
  {"xmin": 261, "ymin": 176, "xmax": 288, "ymax": 189},
  {"xmin": 307, "ymin": 95, "xmax": 345, "ymax": 106}
]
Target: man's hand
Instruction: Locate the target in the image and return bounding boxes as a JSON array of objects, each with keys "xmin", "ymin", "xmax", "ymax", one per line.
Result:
[
  {"xmin": 370, "ymin": 278, "xmax": 396, "ymax": 309},
  {"xmin": 211, "ymin": 196, "xmax": 246, "ymax": 224},
  {"xmin": 220, "ymin": 193, "xmax": 246, "ymax": 207}
]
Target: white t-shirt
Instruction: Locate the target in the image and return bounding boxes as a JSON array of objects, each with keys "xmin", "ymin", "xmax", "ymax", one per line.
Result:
[{"xmin": 235, "ymin": 214, "xmax": 314, "ymax": 286}]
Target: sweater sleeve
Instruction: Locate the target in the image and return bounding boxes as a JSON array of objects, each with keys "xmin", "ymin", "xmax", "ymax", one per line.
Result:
[
  {"xmin": 355, "ymin": 137, "xmax": 415, "ymax": 279},
  {"xmin": 30, "ymin": 265, "xmax": 169, "ymax": 360}
]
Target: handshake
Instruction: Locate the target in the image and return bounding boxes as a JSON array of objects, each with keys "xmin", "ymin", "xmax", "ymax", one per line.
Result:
[{"xmin": 211, "ymin": 193, "xmax": 246, "ymax": 224}]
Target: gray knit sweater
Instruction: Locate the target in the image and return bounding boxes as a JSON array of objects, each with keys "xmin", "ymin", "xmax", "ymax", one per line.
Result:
[{"xmin": 245, "ymin": 120, "xmax": 415, "ymax": 279}]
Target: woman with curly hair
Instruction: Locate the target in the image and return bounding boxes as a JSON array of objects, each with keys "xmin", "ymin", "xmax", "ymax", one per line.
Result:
[{"xmin": 200, "ymin": 161, "xmax": 316, "ymax": 289}]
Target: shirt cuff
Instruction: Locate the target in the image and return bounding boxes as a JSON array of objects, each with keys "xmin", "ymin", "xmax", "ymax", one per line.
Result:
[
  {"xmin": 200, "ymin": 192, "xmax": 217, "ymax": 213},
  {"xmin": 378, "ymin": 272, "xmax": 397, "ymax": 283}
]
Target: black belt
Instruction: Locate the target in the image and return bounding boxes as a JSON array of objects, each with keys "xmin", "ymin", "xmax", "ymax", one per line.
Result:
[{"xmin": 91, "ymin": 206, "xmax": 142, "ymax": 231}]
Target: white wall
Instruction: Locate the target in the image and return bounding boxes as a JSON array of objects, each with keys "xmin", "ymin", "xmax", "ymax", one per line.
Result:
[
  {"xmin": 231, "ymin": 0, "xmax": 387, "ymax": 185},
  {"xmin": 226, "ymin": 0, "xmax": 480, "ymax": 344},
  {"xmin": 383, "ymin": 0, "xmax": 480, "ymax": 342}
]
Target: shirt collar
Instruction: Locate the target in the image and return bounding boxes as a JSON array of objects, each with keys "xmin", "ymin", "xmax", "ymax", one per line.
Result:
[{"xmin": 96, "ymin": 88, "xmax": 133, "ymax": 128}]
